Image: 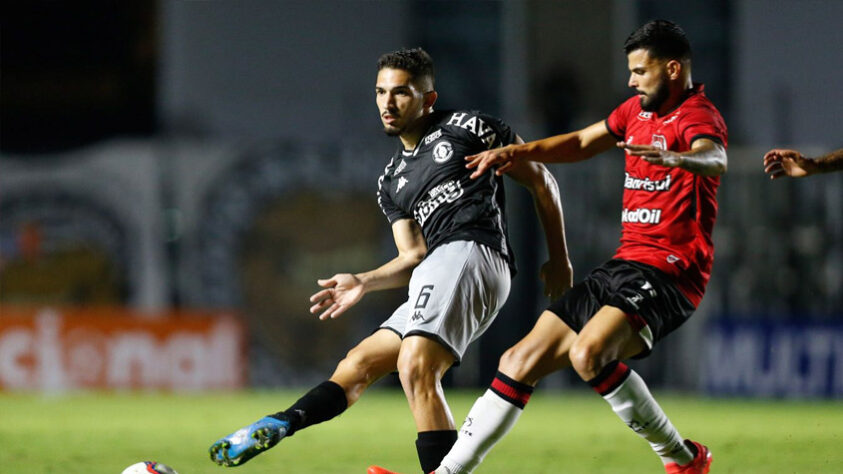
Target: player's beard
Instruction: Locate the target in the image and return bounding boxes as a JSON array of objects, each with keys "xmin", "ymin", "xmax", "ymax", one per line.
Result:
[
  {"xmin": 382, "ymin": 124, "xmax": 402, "ymax": 136},
  {"xmin": 639, "ymin": 80, "xmax": 669, "ymax": 112}
]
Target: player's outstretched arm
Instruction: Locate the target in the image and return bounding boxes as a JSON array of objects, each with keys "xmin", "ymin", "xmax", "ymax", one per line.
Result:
[
  {"xmin": 621, "ymin": 137, "xmax": 727, "ymax": 176},
  {"xmin": 763, "ymin": 148, "xmax": 843, "ymax": 179},
  {"xmin": 309, "ymin": 219, "xmax": 426, "ymax": 320},
  {"xmin": 505, "ymin": 153, "xmax": 573, "ymax": 300},
  {"xmin": 465, "ymin": 121, "xmax": 616, "ymax": 179}
]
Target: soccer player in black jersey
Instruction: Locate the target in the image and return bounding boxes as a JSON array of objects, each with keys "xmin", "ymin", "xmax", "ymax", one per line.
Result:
[{"xmin": 209, "ymin": 48, "xmax": 573, "ymax": 473}]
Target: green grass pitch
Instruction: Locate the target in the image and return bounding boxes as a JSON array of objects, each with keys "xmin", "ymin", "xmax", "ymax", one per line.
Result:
[{"xmin": 2, "ymin": 388, "xmax": 841, "ymax": 473}]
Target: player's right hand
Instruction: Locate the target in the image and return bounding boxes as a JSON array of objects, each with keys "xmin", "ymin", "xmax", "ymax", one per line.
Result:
[
  {"xmin": 465, "ymin": 145, "xmax": 520, "ymax": 179},
  {"xmin": 540, "ymin": 258, "xmax": 573, "ymax": 301},
  {"xmin": 309, "ymin": 273, "xmax": 365, "ymax": 320}
]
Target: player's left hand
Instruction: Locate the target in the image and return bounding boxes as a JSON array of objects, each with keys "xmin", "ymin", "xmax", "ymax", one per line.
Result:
[
  {"xmin": 763, "ymin": 148, "xmax": 814, "ymax": 179},
  {"xmin": 619, "ymin": 142, "xmax": 684, "ymax": 167},
  {"xmin": 540, "ymin": 258, "xmax": 573, "ymax": 301}
]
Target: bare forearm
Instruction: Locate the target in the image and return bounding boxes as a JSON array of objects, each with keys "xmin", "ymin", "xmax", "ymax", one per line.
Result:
[
  {"xmin": 356, "ymin": 252, "xmax": 424, "ymax": 293},
  {"xmin": 676, "ymin": 153, "xmax": 727, "ymax": 176},
  {"xmin": 530, "ymin": 168, "xmax": 570, "ymax": 263},
  {"xmin": 466, "ymin": 122, "xmax": 613, "ymax": 178},
  {"xmin": 678, "ymin": 142, "xmax": 727, "ymax": 176},
  {"xmin": 622, "ymin": 138, "xmax": 726, "ymax": 176},
  {"xmin": 520, "ymin": 132, "xmax": 592, "ymax": 164},
  {"xmin": 813, "ymin": 148, "xmax": 843, "ymax": 173}
]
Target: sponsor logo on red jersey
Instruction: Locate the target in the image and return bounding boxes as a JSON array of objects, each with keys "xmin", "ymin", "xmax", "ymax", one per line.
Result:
[
  {"xmin": 621, "ymin": 207, "xmax": 662, "ymax": 225},
  {"xmin": 624, "ymin": 172, "xmax": 672, "ymax": 192}
]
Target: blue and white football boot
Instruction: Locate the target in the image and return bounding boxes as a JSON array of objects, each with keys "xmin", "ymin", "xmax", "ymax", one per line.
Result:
[{"xmin": 209, "ymin": 416, "xmax": 290, "ymax": 467}]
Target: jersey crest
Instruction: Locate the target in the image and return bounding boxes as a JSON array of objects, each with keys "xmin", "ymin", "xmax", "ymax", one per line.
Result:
[
  {"xmin": 651, "ymin": 134, "xmax": 667, "ymax": 150},
  {"xmin": 432, "ymin": 141, "xmax": 454, "ymax": 163}
]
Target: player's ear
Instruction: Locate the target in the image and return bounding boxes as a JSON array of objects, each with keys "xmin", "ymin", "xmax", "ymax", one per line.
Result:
[
  {"xmin": 665, "ymin": 59, "xmax": 682, "ymax": 80},
  {"xmin": 423, "ymin": 90, "xmax": 438, "ymax": 110}
]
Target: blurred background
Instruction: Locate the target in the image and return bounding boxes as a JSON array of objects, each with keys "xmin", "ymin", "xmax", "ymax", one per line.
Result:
[{"xmin": 1, "ymin": 0, "xmax": 841, "ymax": 397}]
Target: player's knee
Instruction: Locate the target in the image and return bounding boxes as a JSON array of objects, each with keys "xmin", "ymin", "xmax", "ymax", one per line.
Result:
[
  {"xmin": 396, "ymin": 350, "xmax": 441, "ymax": 395},
  {"xmin": 396, "ymin": 351, "xmax": 425, "ymax": 384},
  {"xmin": 569, "ymin": 339, "xmax": 606, "ymax": 381},
  {"xmin": 337, "ymin": 347, "xmax": 386, "ymax": 384}
]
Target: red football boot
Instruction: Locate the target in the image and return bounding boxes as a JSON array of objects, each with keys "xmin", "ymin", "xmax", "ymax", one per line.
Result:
[
  {"xmin": 367, "ymin": 466, "xmax": 439, "ymax": 474},
  {"xmin": 665, "ymin": 440, "xmax": 712, "ymax": 474},
  {"xmin": 367, "ymin": 467, "xmax": 401, "ymax": 474}
]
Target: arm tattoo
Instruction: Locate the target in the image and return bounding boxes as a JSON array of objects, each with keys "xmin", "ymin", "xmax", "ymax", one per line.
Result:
[{"xmin": 678, "ymin": 144, "xmax": 727, "ymax": 176}]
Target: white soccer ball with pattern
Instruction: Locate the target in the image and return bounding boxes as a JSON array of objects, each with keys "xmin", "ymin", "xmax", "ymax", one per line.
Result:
[{"xmin": 121, "ymin": 461, "xmax": 179, "ymax": 474}]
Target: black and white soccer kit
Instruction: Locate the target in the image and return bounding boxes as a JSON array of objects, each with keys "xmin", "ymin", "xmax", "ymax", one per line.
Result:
[{"xmin": 377, "ymin": 110, "xmax": 518, "ymax": 361}]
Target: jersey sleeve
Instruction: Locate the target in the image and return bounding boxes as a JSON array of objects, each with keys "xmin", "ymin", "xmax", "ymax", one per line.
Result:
[
  {"xmin": 679, "ymin": 101, "xmax": 728, "ymax": 148},
  {"xmin": 377, "ymin": 162, "xmax": 411, "ymax": 224},
  {"xmin": 377, "ymin": 188, "xmax": 410, "ymax": 224},
  {"xmin": 605, "ymin": 96, "xmax": 637, "ymax": 141},
  {"xmin": 477, "ymin": 113, "xmax": 519, "ymax": 149}
]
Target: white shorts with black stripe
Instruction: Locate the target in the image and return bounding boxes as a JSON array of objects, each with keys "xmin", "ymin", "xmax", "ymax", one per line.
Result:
[{"xmin": 380, "ymin": 240, "xmax": 511, "ymax": 363}]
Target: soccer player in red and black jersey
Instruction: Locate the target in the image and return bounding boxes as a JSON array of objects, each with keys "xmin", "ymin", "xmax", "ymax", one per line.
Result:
[{"xmin": 420, "ymin": 20, "xmax": 726, "ymax": 474}]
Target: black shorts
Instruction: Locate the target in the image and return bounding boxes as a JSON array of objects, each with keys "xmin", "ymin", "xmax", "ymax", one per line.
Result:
[{"xmin": 546, "ymin": 259, "xmax": 695, "ymax": 358}]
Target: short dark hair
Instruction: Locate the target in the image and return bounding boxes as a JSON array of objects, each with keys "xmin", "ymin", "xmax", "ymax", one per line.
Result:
[
  {"xmin": 623, "ymin": 20, "xmax": 691, "ymax": 62},
  {"xmin": 377, "ymin": 47, "xmax": 435, "ymax": 87}
]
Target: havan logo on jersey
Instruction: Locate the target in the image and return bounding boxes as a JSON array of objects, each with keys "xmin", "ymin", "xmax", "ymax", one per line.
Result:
[
  {"xmin": 624, "ymin": 172, "xmax": 672, "ymax": 192},
  {"xmin": 447, "ymin": 112, "xmax": 499, "ymax": 149},
  {"xmin": 414, "ymin": 180, "xmax": 464, "ymax": 227},
  {"xmin": 622, "ymin": 207, "xmax": 662, "ymax": 225}
]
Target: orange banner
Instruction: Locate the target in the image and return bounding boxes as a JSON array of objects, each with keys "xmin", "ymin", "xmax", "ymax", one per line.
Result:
[{"xmin": 0, "ymin": 307, "xmax": 245, "ymax": 391}]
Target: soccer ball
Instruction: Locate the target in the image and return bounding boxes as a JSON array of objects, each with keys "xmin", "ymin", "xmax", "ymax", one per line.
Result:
[{"xmin": 121, "ymin": 461, "xmax": 179, "ymax": 474}]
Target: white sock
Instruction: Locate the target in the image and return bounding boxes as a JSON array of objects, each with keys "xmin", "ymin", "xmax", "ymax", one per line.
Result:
[
  {"xmin": 437, "ymin": 389, "xmax": 524, "ymax": 473},
  {"xmin": 602, "ymin": 368, "xmax": 693, "ymax": 466}
]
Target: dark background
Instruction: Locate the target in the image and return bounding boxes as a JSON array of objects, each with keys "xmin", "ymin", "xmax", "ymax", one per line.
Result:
[{"xmin": 2, "ymin": 0, "xmax": 841, "ymax": 394}]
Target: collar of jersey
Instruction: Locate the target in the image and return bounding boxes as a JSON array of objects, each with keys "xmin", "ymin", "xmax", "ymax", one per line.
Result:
[
  {"xmin": 652, "ymin": 83, "xmax": 706, "ymax": 119},
  {"xmin": 398, "ymin": 111, "xmax": 447, "ymax": 158}
]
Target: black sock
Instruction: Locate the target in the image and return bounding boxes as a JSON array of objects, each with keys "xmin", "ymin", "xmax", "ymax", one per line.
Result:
[
  {"xmin": 269, "ymin": 381, "xmax": 347, "ymax": 436},
  {"xmin": 415, "ymin": 430, "xmax": 458, "ymax": 473}
]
